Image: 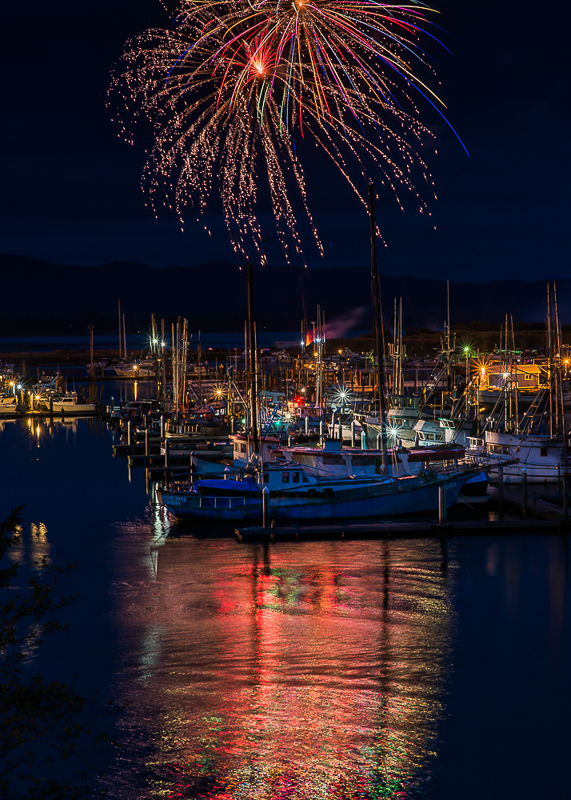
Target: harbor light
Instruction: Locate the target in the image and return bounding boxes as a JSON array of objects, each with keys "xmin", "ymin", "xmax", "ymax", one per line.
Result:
[{"xmin": 388, "ymin": 425, "xmax": 401, "ymax": 441}]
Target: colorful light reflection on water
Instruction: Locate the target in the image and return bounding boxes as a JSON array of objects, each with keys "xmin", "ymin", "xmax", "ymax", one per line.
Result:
[{"xmin": 105, "ymin": 530, "xmax": 455, "ymax": 799}]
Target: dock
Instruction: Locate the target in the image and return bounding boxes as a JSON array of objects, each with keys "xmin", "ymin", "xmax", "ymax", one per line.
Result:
[{"xmin": 235, "ymin": 517, "xmax": 570, "ymax": 541}]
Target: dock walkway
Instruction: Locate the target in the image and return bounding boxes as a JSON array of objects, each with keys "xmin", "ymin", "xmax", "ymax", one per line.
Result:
[{"xmin": 235, "ymin": 517, "xmax": 568, "ymax": 541}]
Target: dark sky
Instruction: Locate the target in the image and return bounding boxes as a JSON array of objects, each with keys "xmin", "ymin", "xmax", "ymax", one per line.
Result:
[{"xmin": 0, "ymin": 0, "xmax": 568, "ymax": 282}]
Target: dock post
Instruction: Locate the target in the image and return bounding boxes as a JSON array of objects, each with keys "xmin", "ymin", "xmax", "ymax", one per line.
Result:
[
  {"xmin": 127, "ymin": 420, "xmax": 131, "ymax": 447},
  {"xmin": 110, "ymin": 396, "xmax": 114, "ymax": 416},
  {"xmin": 164, "ymin": 437, "xmax": 170, "ymax": 468},
  {"xmin": 438, "ymin": 484, "xmax": 447, "ymax": 526},
  {"xmin": 564, "ymin": 476, "xmax": 569, "ymax": 519},
  {"xmin": 305, "ymin": 416, "xmax": 309, "ymax": 435},
  {"xmin": 49, "ymin": 395, "xmax": 53, "ymax": 418},
  {"xmin": 319, "ymin": 420, "xmax": 323, "ymax": 446},
  {"xmin": 377, "ymin": 433, "xmax": 382, "ymax": 450},
  {"xmin": 160, "ymin": 415, "xmax": 164, "ymax": 439},
  {"xmin": 262, "ymin": 485, "xmax": 269, "ymax": 528},
  {"xmin": 497, "ymin": 466, "xmax": 504, "ymax": 510},
  {"xmin": 145, "ymin": 428, "xmax": 150, "ymax": 457},
  {"xmin": 361, "ymin": 431, "xmax": 367, "ymax": 449},
  {"xmin": 351, "ymin": 421, "xmax": 356, "ymax": 448},
  {"xmin": 521, "ymin": 467, "xmax": 527, "ymax": 517}
]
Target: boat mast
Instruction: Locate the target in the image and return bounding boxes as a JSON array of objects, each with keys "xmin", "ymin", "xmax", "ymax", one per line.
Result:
[
  {"xmin": 118, "ymin": 299, "xmax": 122, "ymax": 360},
  {"xmin": 547, "ymin": 283, "xmax": 553, "ymax": 438},
  {"xmin": 247, "ymin": 262, "xmax": 260, "ymax": 454},
  {"xmin": 368, "ymin": 182, "xmax": 388, "ymax": 473}
]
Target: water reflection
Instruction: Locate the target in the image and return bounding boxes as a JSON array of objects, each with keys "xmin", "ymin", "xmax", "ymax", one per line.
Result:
[
  {"xmin": 30, "ymin": 521, "xmax": 51, "ymax": 566},
  {"xmin": 107, "ymin": 539, "xmax": 456, "ymax": 798}
]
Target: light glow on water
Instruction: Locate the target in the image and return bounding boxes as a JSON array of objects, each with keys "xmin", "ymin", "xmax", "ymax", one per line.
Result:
[{"xmin": 106, "ymin": 537, "xmax": 456, "ymax": 798}]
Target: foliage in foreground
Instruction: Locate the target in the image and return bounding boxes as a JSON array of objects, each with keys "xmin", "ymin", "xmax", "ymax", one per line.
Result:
[{"xmin": 0, "ymin": 508, "xmax": 114, "ymax": 799}]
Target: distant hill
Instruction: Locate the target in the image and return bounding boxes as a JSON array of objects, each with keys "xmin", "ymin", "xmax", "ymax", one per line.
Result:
[{"xmin": 0, "ymin": 253, "xmax": 565, "ymax": 336}]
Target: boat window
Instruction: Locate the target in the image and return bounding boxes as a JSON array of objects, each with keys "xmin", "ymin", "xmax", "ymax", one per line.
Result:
[
  {"xmin": 540, "ymin": 448, "xmax": 548, "ymax": 457},
  {"xmin": 282, "ymin": 472, "xmax": 290, "ymax": 484},
  {"xmin": 241, "ymin": 444, "xmax": 247, "ymax": 453},
  {"xmin": 292, "ymin": 472, "xmax": 300, "ymax": 483},
  {"xmin": 525, "ymin": 374, "xmax": 533, "ymax": 380}
]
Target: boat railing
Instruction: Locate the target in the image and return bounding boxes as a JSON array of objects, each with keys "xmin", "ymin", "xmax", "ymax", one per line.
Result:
[
  {"xmin": 433, "ymin": 453, "xmax": 519, "ymax": 476},
  {"xmin": 198, "ymin": 495, "xmax": 248, "ymax": 509},
  {"xmin": 461, "ymin": 452, "xmax": 520, "ymax": 471}
]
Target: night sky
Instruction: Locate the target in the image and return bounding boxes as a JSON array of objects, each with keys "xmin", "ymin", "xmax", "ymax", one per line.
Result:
[{"xmin": 1, "ymin": 0, "xmax": 568, "ymax": 282}]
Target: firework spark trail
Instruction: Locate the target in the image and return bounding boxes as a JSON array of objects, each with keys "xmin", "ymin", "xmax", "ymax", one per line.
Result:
[{"xmin": 110, "ymin": 0, "xmax": 456, "ymax": 263}]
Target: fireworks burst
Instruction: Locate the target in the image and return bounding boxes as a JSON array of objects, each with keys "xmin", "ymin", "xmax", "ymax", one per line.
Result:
[{"xmin": 110, "ymin": 0, "xmax": 458, "ymax": 263}]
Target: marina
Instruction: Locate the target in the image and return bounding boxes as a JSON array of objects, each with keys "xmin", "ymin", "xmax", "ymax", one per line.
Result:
[
  {"xmin": 1, "ymin": 0, "xmax": 569, "ymax": 794},
  {"xmin": 1, "ymin": 405, "xmax": 569, "ymax": 800},
  {"xmin": 3, "ymin": 288, "xmax": 571, "ymax": 800}
]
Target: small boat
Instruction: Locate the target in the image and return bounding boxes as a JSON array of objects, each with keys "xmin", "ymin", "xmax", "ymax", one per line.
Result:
[
  {"xmin": 0, "ymin": 396, "xmax": 21, "ymax": 416},
  {"xmin": 35, "ymin": 391, "xmax": 98, "ymax": 416},
  {"xmin": 113, "ymin": 355, "xmax": 155, "ymax": 378}
]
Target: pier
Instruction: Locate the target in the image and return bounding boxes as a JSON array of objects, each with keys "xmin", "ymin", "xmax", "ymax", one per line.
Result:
[{"xmin": 235, "ymin": 517, "xmax": 569, "ymax": 542}]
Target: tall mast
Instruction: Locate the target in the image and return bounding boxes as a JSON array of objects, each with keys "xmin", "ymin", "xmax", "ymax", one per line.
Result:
[
  {"xmin": 368, "ymin": 182, "xmax": 388, "ymax": 473},
  {"xmin": 553, "ymin": 282, "xmax": 565, "ymax": 440},
  {"xmin": 118, "ymin": 299, "xmax": 122, "ymax": 360},
  {"xmin": 547, "ymin": 283, "xmax": 553, "ymax": 438},
  {"xmin": 247, "ymin": 263, "xmax": 259, "ymax": 454}
]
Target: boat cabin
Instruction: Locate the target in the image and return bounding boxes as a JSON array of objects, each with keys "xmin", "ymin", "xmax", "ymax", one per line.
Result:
[{"xmin": 481, "ymin": 363, "xmax": 547, "ymax": 392}]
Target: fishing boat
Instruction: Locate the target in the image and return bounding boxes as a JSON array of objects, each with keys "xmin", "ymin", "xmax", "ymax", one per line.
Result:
[
  {"xmin": 467, "ymin": 431, "xmax": 569, "ymax": 484},
  {"xmin": 278, "ymin": 439, "xmax": 468, "ymax": 478},
  {"xmin": 157, "ymin": 457, "xmax": 480, "ymax": 523}
]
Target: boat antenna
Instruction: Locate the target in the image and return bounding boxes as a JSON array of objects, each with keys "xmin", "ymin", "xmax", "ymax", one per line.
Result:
[{"xmin": 368, "ymin": 182, "xmax": 388, "ymax": 474}]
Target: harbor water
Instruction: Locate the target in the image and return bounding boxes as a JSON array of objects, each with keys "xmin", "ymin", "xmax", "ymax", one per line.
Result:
[{"xmin": 0, "ymin": 388, "xmax": 569, "ymax": 799}]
